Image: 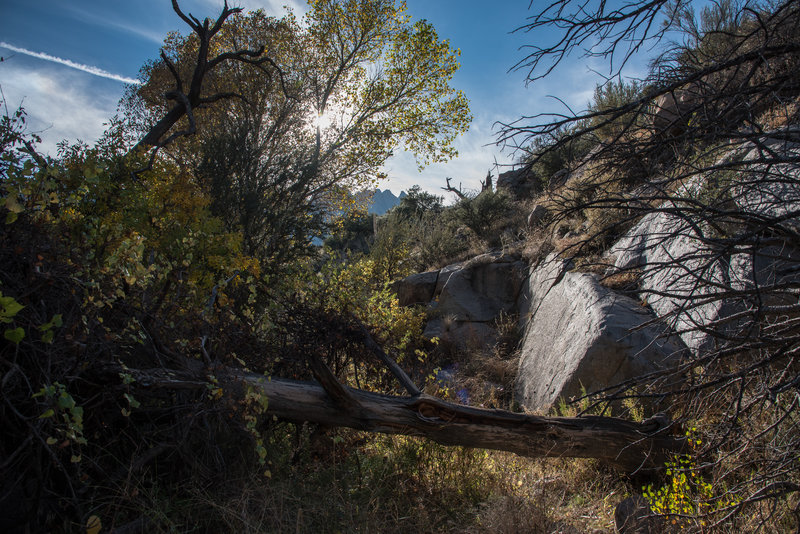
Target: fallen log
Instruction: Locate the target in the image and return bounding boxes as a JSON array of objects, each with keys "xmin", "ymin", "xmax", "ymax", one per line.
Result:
[{"xmin": 125, "ymin": 365, "xmax": 684, "ymax": 474}]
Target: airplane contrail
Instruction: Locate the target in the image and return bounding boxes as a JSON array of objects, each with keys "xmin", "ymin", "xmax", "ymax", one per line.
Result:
[{"xmin": 0, "ymin": 42, "xmax": 140, "ymax": 85}]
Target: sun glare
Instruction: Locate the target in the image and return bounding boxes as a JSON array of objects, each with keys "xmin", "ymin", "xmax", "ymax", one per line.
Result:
[
  {"xmin": 309, "ymin": 103, "xmax": 352, "ymax": 132},
  {"xmin": 312, "ymin": 111, "xmax": 335, "ymax": 131}
]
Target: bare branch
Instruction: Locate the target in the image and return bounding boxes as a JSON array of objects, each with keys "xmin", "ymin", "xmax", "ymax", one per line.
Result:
[
  {"xmin": 442, "ymin": 177, "xmax": 467, "ymax": 200},
  {"xmin": 354, "ymin": 319, "xmax": 421, "ymax": 396}
]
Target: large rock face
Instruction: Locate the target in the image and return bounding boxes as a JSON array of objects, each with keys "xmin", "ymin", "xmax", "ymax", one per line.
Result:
[
  {"xmin": 609, "ymin": 211, "xmax": 747, "ymax": 352},
  {"xmin": 436, "ymin": 252, "xmax": 526, "ymax": 322},
  {"xmin": 390, "ymin": 131, "xmax": 800, "ymax": 414},
  {"xmin": 515, "ymin": 256, "xmax": 685, "ymax": 412},
  {"xmin": 608, "ymin": 134, "xmax": 800, "ymax": 352},
  {"xmin": 428, "ymin": 253, "xmax": 526, "ymax": 347},
  {"xmin": 731, "ymin": 137, "xmax": 800, "ymax": 226},
  {"xmin": 393, "ymin": 252, "xmax": 526, "ymax": 348}
]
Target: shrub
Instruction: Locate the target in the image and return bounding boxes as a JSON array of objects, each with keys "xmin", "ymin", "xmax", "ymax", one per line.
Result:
[{"xmin": 451, "ymin": 189, "xmax": 513, "ymax": 246}]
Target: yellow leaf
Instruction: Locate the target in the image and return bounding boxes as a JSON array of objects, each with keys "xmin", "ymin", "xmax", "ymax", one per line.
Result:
[
  {"xmin": 86, "ymin": 515, "xmax": 102, "ymax": 534},
  {"xmin": 5, "ymin": 195, "xmax": 24, "ymax": 213}
]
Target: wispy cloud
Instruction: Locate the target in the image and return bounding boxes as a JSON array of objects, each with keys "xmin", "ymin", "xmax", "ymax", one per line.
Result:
[
  {"xmin": 60, "ymin": 5, "xmax": 166, "ymax": 45},
  {"xmin": 198, "ymin": 0, "xmax": 309, "ymax": 16},
  {"xmin": 0, "ymin": 62, "xmax": 122, "ymax": 156},
  {"xmin": 0, "ymin": 42, "xmax": 140, "ymax": 85}
]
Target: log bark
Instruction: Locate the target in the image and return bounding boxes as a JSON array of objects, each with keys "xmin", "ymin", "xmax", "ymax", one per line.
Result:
[{"xmin": 127, "ymin": 366, "xmax": 684, "ymax": 473}]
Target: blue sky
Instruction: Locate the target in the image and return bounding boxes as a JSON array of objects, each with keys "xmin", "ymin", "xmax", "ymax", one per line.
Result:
[{"xmin": 0, "ymin": 0, "xmax": 632, "ymax": 196}]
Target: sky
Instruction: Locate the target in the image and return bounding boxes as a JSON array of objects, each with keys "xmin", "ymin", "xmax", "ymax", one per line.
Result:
[{"xmin": 0, "ymin": 0, "xmax": 637, "ymax": 197}]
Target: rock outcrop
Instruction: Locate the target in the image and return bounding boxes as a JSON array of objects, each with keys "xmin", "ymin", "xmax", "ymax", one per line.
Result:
[
  {"xmin": 393, "ymin": 252, "xmax": 526, "ymax": 348},
  {"xmin": 391, "ymin": 270, "xmax": 438, "ymax": 306},
  {"xmin": 608, "ymin": 210, "xmax": 750, "ymax": 352},
  {"xmin": 608, "ymin": 133, "xmax": 800, "ymax": 352},
  {"xmin": 514, "ymin": 255, "xmax": 685, "ymax": 412},
  {"xmin": 497, "ymin": 167, "xmax": 540, "ymax": 198},
  {"xmin": 526, "ymin": 204, "xmax": 549, "ymax": 228},
  {"xmin": 436, "ymin": 253, "xmax": 526, "ymax": 323},
  {"xmin": 389, "ymin": 133, "xmax": 800, "ymax": 411},
  {"xmin": 651, "ymin": 85, "xmax": 702, "ymax": 136}
]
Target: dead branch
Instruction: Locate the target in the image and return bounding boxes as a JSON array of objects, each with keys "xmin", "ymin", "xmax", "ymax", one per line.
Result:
[
  {"xmin": 442, "ymin": 177, "xmax": 467, "ymax": 200},
  {"xmin": 134, "ymin": 0, "xmax": 277, "ymax": 153},
  {"xmin": 354, "ymin": 319, "xmax": 421, "ymax": 396}
]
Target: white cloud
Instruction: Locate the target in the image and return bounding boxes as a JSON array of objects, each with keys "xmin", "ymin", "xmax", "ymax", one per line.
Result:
[
  {"xmin": 61, "ymin": 6, "xmax": 166, "ymax": 45},
  {"xmin": 0, "ymin": 42, "xmax": 140, "ymax": 85},
  {"xmin": 198, "ymin": 0, "xmax": 309, "ymax": 16},
  {"xmin": 0, "ymin": 61, "xmax": 122, "ymax": 156},
  {"xmin": 383, "ymin": 113, "xmax": 515, "ymax": 199}
]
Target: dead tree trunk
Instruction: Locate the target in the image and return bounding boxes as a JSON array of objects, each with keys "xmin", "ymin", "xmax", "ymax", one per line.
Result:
[
  {"xmin": 125, "ymin": 365, "xmax": 684, "ymax": 474},
  {"xmin": 134, "ymin": 0, "xmax": 284, "ymax": 152}
]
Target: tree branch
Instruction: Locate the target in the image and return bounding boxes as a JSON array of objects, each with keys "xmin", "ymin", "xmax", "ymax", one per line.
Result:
[
  {"xmin": 442, "ymin": 177, "xmax": 467, "ymax": 200},
  {"xmin": 354, "ymin": 319, "xmax": 421, "ymax": 396}
]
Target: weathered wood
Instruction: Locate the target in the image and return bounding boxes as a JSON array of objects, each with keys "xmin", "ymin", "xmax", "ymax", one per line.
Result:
[
  {"xmin": 124, "ymin": 365, "xmax": 683, "ymax": 473},
  {"xmin": 227, "ymin": 371, "xmax": 682, "ymax": 473}
]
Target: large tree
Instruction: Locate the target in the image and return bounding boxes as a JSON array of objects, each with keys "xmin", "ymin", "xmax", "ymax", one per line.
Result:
[{"xmin": 125, "ymin": 0, "xmax": 471, "ymax": 263}]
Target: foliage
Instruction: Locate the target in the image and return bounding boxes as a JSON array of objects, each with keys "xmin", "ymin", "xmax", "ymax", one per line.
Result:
[
  {"xmin": 587, "ymin": 78, "xmax": 647, "ymax": 140},
  {"xmin": 521, "ymin": 125, "xmax": 594, "ymax": 189},
  {"xmin": 0, "ymin": 91, "xmax": 439, "ymax": 531},
  {"xmin": 124, "ymin": 0, "xmax": 471, "ymax": 265},
  {"xmin": 324, "ymin": 209, "xmax": 374, "ymax": 254},
  {"xmin": 370, "ymin": 186, "xmax": 471, "ymax": 271},
  {"xmin": 451, "ymin": 189, "xmax": 513, "ymax": 245},
  {"xmin": 391, "ymin": 184, "xmax": 443, "ymax": 220},
  {"xmin": 642, "ymin": 429, "xmax": 738, "ymax": 529}
]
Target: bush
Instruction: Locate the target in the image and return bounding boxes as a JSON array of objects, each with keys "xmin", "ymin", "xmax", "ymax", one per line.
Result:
[{"xmin": 451, "ymin": 190, "xmax": 513, "ymax": 246}]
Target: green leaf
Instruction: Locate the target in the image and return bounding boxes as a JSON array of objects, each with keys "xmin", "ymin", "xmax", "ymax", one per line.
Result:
[
  {"xmin": 0, "ymin": 295, "xmax": 24, "ymax": 320},
  {"xmin": 4, "ymin": 327, "xmax": 25, "ymax": 344},
  {"xmin": 5, "ymin": 211, "xmax": 18, "ymax": 224},
  {"xmin": 5, "ymin": 195, "xmax": 24, "ymax": 213},
  {"xmin": 39, "ymin": 408, "xmax": 55, "ymax": 419},
  {"xmin": 41, "ymin": 330, "xmax": 54, "ymax": 344},
  {"xmin": 123, "ymin": 393, "xmax": 141, "ymax": 409},
  {"xmin": 71, "ymin": 405, "xmax": 83, "ymax": 423},
  {"xmin": 38, "ymin": 314, "xmax": 62, "ymax": 334},
  {"xmin": 57, "ymin": 393, "xmax": 75, "ymax": 410}
]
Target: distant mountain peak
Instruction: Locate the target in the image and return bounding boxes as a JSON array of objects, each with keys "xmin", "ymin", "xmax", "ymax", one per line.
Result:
[{"xmin": 368, "ymin": 188, "xmax": 404, "ymax": 215}]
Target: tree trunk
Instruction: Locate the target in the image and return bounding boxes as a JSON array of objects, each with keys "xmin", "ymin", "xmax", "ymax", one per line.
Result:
[{"xmin": 128, "ymin": 366, "xmax": 684, "ymax": 473}]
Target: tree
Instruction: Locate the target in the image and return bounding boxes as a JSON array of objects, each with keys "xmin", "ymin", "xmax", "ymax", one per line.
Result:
[
  {"xmin": 125, "ymin": 0, "xmax": 471, "ymax": 266},
  {"xmin": 502, "ymin": 0, "xmax": 800, "ymax": 527},
  {"xmin": 391, "ymin": 185, "xmax": 443, "ymax": 220},
  {"xmin": 133, "ymin": 0, "xmax": 280, "ymax": 152}
]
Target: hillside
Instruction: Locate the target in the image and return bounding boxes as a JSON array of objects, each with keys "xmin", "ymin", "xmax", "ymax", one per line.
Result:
[{"xmin": 2, "ymin": 1, "xmax": 800, "ymax": 533}]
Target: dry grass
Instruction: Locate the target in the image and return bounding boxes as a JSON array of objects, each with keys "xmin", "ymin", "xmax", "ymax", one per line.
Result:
[
  {"xmin": 599, "ymin": 269, "xmax": 642, "ymax": 291},
  {"xmin": 756, "ymin": 95, "xmax": 800, "ymax": 131},
  {"xmin": 175, "ymin": 427, "xmax": 633, "ymax": 534}
]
